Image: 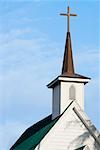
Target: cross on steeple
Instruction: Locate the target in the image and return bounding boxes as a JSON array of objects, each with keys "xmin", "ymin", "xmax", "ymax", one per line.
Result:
[
  {"xmin": 60, "ymin": 6, "xmax": 77, "ymax": 32},
  {"xmin": 60, "ymin": 6, "xmax": 77, "ymax": 75}
]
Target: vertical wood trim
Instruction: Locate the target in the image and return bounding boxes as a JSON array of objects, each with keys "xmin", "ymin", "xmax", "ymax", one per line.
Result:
[
  {"xmin": 73, "ymin": 107, "xmax": 100, "ymax": 147},
  {"xmin": 59, "ymin": 82, "xmax": 61, "ymax": 114}
]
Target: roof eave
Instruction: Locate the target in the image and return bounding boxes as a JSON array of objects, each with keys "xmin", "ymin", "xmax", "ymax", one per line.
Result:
[
  {"xmin": 47, "ymin": 74, "xmax": 91, "ymax": 88},
  {"xmin": 47, "ymin": 76, "xmax": 59, "ymax": 88}
]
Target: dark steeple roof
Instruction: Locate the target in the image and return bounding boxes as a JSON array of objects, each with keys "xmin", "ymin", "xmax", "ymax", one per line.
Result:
[
  {"xmin": 61, "ymin": 6, "xmax": 76, "ymax": 76},
  {"xmin": 62, "ymin": 31, "xmax": 74, "ymax": 75},
  {"xmin": 60, "ymin": 6, "xmax": 90, "ymax": 79},
  {"xmin": 47, "ymin": 6, "xmax": 90, "ymax": 89}
]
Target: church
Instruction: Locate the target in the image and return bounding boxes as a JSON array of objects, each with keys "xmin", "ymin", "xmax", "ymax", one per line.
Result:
[{"xmin": 11, "ymin": 5, "xmax": 100, "ymax": 150}]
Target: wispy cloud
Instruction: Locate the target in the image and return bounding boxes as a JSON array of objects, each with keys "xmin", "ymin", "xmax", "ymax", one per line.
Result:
[
  {"xmin": 74, "ymin": 47, "xmax": 100, "ymax": 77},
  {"xmin": 0, "ymin": 28, "xmax": 61, "ymax": 148},
  {"xmin": 0, "ymin": 28, "xmax": 32, "ymax": 44},
  {"xmin": 0, "ymin": 28, "xmax": 62, "ymax": 74},
  {"xmin": 0, "ymin": 26, "xmax": 100, "ymax": 149},
  {"xmin": 0, "ymin": 121, "xmax": 28, "ymax": 150},
  {"xmin": 0, "ymin": 1, "xmax": 99, "ymax": 149}
]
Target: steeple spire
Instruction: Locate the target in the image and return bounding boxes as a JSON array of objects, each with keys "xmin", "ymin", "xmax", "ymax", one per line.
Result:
[
  {"xmin": 47, "ymin": 4, "xmax": 90, "ymax": 119},
  {"xmin": 60, "ymin": 6, "xmax": 77, "ymax": 75}
]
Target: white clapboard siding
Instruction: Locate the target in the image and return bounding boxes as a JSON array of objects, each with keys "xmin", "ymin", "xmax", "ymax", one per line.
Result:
[{"xmin": 35, "ymin": 101, "xmax": 100, "ymax": 150}]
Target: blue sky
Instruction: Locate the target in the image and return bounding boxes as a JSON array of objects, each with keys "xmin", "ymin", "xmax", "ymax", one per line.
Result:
[{"xmin": 0, "ymin": 0, "xmax": 100, "ymax": 149}]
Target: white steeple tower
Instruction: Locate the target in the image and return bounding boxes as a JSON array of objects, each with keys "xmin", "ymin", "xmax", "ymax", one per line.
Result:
[{"xmin": 47, "ymin": 6, "xmax": 90, "ymax": 120}]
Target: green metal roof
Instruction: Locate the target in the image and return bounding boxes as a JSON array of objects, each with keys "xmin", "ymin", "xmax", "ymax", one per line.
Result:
[
  {"xmin": 11, "ymin": 115, "xmax": 59, "ymax": 150},
  {"xmin": 11, "ymin": 101, "xmax": 73, "ymax": 150}
]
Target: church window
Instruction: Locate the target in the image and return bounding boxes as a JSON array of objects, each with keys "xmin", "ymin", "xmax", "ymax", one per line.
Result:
[{"xmin": 69, "ymin": 85, "xmax": 76, "ymax": 100}]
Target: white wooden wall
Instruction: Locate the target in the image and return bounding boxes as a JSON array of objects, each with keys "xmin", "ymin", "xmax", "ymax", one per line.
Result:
[
  {"xmin": 35, "ymin": 102, "xmax": 99, "ymax": 150},
  {"xmin": 60, "ymin": 82, "xmax": 84, "ymax": 113},
  {"xmin": 52, "ymin": 80, "xmax": 84, "ymax": 119}
]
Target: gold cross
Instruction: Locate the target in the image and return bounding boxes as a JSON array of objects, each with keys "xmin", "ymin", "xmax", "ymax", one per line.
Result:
[{"xmin": 60, "ymin": 6, "xmax": 77, "ymax": 32}]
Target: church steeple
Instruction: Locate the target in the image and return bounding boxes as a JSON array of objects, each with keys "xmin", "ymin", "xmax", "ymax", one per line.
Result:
[
  {"xmin": 60, "ymin": 6, "xmax": 77, "ymax": 75},
  {"xmin": 47, "ymin": 5, "xmax": 90, "ymax": 120}
]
